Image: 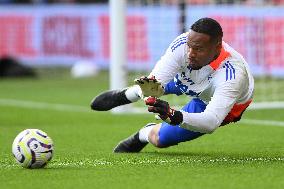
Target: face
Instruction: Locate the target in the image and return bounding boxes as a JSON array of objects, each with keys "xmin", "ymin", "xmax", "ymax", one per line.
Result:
[{"xmin": 186, "ymin": 30, "xmax": 221, "ymax": 70}]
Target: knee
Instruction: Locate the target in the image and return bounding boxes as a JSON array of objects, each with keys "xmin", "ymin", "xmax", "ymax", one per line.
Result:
[{"xmin": 148, "ymin": 124, "xmax": 166, "ymax": 148}]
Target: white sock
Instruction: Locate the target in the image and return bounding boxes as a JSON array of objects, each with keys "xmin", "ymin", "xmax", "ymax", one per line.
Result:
[
  {"xmin": 138, "ymin": 124, "xmax": 155, "ymax": 143},
  {"xmin": 125, "ymin": 85, "xmax": 142, "ymax": 102}
]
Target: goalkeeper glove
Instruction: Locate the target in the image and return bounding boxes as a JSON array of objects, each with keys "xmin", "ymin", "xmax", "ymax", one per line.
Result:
[
  {"xmin": 145, "ymin": 97, "xmax": 183, "ymax": 125},
  {"xmin": 134, "ymin": 76, "xmax": 164, "ymax": 98}
]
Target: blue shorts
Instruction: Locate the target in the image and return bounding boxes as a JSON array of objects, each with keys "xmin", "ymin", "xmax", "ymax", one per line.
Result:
[{"xmin": 158, "ymin": 80, "xmax": 207, "ymax": 147}]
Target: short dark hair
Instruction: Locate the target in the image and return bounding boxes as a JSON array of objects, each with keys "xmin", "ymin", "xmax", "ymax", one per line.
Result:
[{"xmin": 190, "ymin": 17, "xmax": 223, "ymax": 43}]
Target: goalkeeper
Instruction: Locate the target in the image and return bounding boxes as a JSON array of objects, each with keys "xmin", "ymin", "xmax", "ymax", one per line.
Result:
[{"xmin": 90, "ymin": 17, "xmax": 254, "ymax": 153}]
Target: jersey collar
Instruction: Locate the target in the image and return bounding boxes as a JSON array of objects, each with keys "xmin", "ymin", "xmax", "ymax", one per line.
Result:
[{"xmin": 209, "ymin": 46, "xmax": 231, "ymax": 70}]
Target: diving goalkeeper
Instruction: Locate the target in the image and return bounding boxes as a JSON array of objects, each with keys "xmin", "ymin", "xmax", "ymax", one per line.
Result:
[{"xmin": 91, "ymin": 17, "xmax": 254, "ymax": 153}]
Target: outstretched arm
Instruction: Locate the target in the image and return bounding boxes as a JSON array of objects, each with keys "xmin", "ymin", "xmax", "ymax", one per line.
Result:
[
  {"xmin": 144, "ymin": 97, "xmax": 220, "ymax": 133},
  {"xmin": 91, "ymin": 33, "xmax": 185, "ymax": 111}
]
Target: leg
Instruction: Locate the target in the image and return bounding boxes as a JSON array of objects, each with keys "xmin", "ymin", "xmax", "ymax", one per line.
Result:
[
  {"xmin": 92, "ymin": 79, "xmax": 177, "ymax": 111},
  {"xmin": 149, "ymin": 98, "xmax": 207, "ymax": 148},
  {"xmin": 113, "ymin": 98, "xmax": 207, "ymax": 152}
]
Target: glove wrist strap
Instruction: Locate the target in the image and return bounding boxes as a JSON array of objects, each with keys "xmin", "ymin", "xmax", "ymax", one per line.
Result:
[{"xmin": 163, "ymin": 109, "xmax": 183, "ymax": 125}]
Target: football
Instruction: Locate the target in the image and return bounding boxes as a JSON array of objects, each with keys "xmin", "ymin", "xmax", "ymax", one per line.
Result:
[{"xmin": 12, "ymin": 129, "xmax": 54, "ymax": 169}]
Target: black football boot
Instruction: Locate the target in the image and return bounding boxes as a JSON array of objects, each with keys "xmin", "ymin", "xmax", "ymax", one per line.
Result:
[
  {"xmin": 113, "ymin": 123, "xmax": 156, "ymax": 153},
  {"xmin": 90, "ymin": 89, "xmax": 132, "ymax": 111}
]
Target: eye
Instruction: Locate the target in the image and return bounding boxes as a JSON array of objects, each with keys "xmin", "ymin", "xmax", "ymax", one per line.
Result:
[
  {"xmin": 191, "ymin": 48, "xmax": 202, "ymax": 53},
  {"xmin": 188, "ymin": 44, "xmax": 203, "ymax": 52}
]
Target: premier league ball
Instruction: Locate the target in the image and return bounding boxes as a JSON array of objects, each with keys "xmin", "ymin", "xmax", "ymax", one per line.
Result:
[{"xmin": 12, "ymin": 129, "xmax": 54, "ymax": 169}]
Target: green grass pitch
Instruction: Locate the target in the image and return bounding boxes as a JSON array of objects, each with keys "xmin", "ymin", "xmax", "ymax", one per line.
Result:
[{"xmin": 0, "ymin": 70, "xmax": 284, "ymax": 189}]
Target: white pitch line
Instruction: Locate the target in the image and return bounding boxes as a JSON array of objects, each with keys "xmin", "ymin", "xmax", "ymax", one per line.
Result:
[
  {"xmin": 1, "ymin": 98, "xmax": 284, "ymax": 127},
  {"xmin": 0, "ymin": 98, "xmax": 91, "ymax": 113},
  {"xmin": 248, "ymin": 101, "xmax": 284, "ymax": 110},
  {"xmin": 240, "ymin": 119, "xmax": 284, "ymax": 127}
]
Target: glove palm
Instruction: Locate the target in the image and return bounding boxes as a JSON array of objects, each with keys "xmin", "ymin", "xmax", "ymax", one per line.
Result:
[{"xmin": 134, "ymin": 76, "xmax": 164, "ymax": 98}]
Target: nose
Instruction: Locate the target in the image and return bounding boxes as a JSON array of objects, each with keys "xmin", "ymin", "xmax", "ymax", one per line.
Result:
[{"xmin": 188, "ymin": 48, "xmax": 196, "ymax": 58}]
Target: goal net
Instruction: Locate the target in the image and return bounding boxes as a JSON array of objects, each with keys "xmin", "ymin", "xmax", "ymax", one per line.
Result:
[{"xmin": 110, "ymin": 0, "xmax": 284, "ymax": 111}]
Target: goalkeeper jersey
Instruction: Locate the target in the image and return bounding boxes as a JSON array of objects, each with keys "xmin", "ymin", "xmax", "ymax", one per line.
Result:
[{"xmin": 150, "ymin": 32, "xmax": 254, "ymax": 133}]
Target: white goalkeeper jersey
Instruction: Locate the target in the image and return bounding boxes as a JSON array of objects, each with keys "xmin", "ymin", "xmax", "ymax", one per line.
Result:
[{"xmin": 150, "ymin": 32, "xmax": 254, "ymax": 133}]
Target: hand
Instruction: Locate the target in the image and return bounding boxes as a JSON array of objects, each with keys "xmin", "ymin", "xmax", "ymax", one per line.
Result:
[
  {"xmin": 134, "ymin": 76, "xmax": 164, "ymax": 98},
  {"xmin": 145, "ymin": 97, "xmax": 183, "ymax": 125}
]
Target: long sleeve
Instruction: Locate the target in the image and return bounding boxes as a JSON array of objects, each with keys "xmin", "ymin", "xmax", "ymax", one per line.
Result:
[{"xmin": 179, "ymin": 67, "xmax": 247, "ymax": 133}]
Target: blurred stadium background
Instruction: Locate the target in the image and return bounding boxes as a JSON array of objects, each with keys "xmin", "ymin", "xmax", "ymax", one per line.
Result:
[{"xmin": 0, "ymin": 0, "xmax": 283, "ymax": 109}]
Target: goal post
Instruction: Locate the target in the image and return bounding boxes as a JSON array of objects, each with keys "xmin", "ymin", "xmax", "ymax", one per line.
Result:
[
  {"xmin": 110, "ymin": 0, "xmax": 127, "ymax": 91},
  {"xmin": 110, "ymin": 0, "xmax": 131, "ymax": 113}
]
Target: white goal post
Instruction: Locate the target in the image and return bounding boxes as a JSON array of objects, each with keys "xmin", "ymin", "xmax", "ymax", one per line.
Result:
[
  {"xmin": 110, "ymin": 0, "xmax": 127, "ymax": 91},
  {"xmin": 110, "ymin": 0, "xmax": 134, "ymax": 113}
]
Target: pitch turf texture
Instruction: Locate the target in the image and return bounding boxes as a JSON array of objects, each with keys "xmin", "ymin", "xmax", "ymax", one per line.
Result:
[{"xmin": 1, "ymin": 69, "xmax": 284, "ymax": 189}]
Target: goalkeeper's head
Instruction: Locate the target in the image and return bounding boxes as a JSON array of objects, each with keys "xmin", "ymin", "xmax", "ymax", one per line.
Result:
[{"xmin": 187, "ymin": 17, "xmax": 223, "ymax": 70}]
